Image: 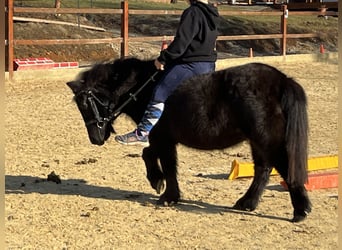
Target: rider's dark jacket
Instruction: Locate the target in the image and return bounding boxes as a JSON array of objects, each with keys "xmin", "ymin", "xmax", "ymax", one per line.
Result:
[{"xmin": 157, "ymin": 1, "xmax": 219, "ymax": 66}]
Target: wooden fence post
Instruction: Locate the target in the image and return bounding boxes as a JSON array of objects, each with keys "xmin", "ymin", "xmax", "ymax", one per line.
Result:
[
  {"xmin": 54, "ymin": 0, "xmax": 61, "ymax": 9},
  {"xmin": 54, "ymin": 0, "xmax": 61, "ymax": 16},
  {"xmin": 280, "ymin": 4, "xmax": 287, "ymax": 56},
  {"xmin": 5, "ymin": 0, "xmax": 8, "ymax": 72},
  {"xmin": 5, "ymin": 0, "xmax": 14, "ymax": 80},
  {"xmin": 121, "ymin": 1, "xmax": 129, "ymax": 58}
]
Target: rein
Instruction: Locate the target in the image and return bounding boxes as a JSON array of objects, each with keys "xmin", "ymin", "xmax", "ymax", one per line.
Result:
[{"xmin": 108, "ymin": 70, "xmax": 159, "ymax": 121}]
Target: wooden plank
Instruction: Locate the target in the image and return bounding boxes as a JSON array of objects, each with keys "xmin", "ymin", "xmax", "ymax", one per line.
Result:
[
  {"xmin": 14, "ymin": 38, "xmax": 122, "ymax": 45},
  {"xmin": 219, "ymin": 10, "xmax": 282, "ymax": 16},
  {"xmin": 286, "ymin": 2, "xmax": 338, "ymax": 10},
  {"xmin": 13, "ymin": 16, "xmax": 106, "ymax": 32},
  {"xmin": 217, "ymin": 34, "xmax": 283, "ymax": 41},
  {"xmin": 217, "ymin": 33, "xmax": 317, "ymax": 41},
  {"xmin": 14, "ymin": 7, "xmax": 122, "ymax": 14},
  {"xmin": 128, "ymin": 9, "xmax": 183, "ymax": 15}
]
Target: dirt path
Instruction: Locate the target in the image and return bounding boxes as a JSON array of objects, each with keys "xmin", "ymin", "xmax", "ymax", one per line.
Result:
[{"xmin": 5, "ymin": 60, "xmax": 337, "ymax": 249}]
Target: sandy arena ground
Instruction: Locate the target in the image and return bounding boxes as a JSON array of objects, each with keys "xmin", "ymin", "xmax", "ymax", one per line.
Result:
[{"xmin": 5, "ymin": 58, "xmax": 338, "ymax": 249}]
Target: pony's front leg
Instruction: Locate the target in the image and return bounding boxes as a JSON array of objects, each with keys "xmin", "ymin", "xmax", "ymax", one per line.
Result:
[
  {"xmin": 142, "ymin": 146, "xmax": 165, "ymax": 194},
  {"xmin": 233, "ymin": 165, "xmax": 272, "ymax": 211},
  {"xmin": 157, "ymin": 144, "xmax": 180, "ymax": 205}
]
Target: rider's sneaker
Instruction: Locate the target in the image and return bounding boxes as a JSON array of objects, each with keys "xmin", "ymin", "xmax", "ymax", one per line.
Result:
[{"xmin": 115, "ymin": 129, "xmax": 149, "ymax": 146}]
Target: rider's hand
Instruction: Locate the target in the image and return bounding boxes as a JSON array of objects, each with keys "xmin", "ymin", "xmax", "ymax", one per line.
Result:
[{"xmin": 154, "ymin": 59, "xmax": 165, "ymax": 71}]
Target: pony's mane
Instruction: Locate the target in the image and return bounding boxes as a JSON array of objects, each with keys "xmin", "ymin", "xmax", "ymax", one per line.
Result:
[
  {"xmin": 76, "ymin": 61, "xmax": 113, "ymax": 89},
  {"xmin": 75, "ymin": 57, "xmax": 155, "ymax": 93},
  {"xmin": 111, "ymin": 57, "xmax": 154, "ymax": 73}
]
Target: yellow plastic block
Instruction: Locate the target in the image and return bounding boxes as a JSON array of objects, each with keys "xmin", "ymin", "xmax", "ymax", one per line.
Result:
[{"xmin": 228, "ymin": 155, "xmax": 338, "ymax": 180}]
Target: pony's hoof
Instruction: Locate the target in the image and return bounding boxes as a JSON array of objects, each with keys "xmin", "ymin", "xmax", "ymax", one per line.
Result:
[
  {"xmin": 291, "ymin": 210, "xmax": 310, "ymax": 223},
  {"xmin": 156, "ymin": 193, "xmax": 180, "ymax": 206},
  {"xmin": 156, "ymin": 198, "xmax": 177, "ymax": 207},
  {"xmin": 156, "ymin": 180, "xmax": 165, "ymax": 194},
  {"xmin": 233, "ymin": 198, "xmax": 257, "ymax": 211},
  {"xmin": 163, "ymin": 200, "xmax": 177, "ymax": 206}
]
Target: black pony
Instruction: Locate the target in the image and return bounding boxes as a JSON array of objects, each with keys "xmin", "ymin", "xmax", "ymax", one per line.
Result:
[{"xmin": 67, "ymin": 57, "xmax": 311, "ymax": 222}]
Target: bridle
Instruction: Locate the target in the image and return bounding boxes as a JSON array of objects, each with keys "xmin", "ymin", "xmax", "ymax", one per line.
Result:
[
  {"xmin": 81, "ymin": 90, "xmax": 114, "ymax": 129},
  {"xmin": 79, "ymin": 71, "xmax": 159, "ymax": 129}
]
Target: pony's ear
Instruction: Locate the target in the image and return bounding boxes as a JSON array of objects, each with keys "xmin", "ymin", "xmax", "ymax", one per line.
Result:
[{"xmin": 66, "ymin": 81, "xmax": 82, "ymax": 94}]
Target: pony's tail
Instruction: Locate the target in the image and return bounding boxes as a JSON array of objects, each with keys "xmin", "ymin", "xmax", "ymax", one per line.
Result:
[{"xmin": 281, "ymin": 78, "xmax": 308, "ymax": 185}]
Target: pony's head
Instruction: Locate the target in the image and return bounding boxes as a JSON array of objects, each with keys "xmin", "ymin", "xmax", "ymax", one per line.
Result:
[
  {"xmin": 67, "ymin": 58, "xmax": 157, "ymax": 145},
  {"xmin": 67, "ymin": 63, "xmax": 119, "ymax": 145}
]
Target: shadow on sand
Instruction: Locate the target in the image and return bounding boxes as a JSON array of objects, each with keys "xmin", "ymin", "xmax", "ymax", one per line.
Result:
[{"xmin": 6, "ymin": 174, "xmax": 291, "ymax": 222}]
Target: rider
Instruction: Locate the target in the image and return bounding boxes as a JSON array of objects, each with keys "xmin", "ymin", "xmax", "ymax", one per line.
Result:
[{"xmin": 115, "ymin": 0, "xmax": 219, "ymax": 145}]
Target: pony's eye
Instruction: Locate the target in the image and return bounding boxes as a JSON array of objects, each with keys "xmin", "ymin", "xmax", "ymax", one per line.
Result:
[
  {"xmin": 82, "ymin": 99, "xmax": 88, "ymax": 108},
  {"xmin": 75, "ymin": 95, "xmax": 88, "ymax": 109}
]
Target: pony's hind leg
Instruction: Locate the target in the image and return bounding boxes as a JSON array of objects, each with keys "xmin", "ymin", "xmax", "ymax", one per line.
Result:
[
  {"xmin": 157, "ymin": 143, "xmax": 180, "ymax": 205},
  {"xmin": 274, "ymin": 160, "xmax": 312, "ymax": 222},
  {"xmin": 287, "ymin": 185, "xmax": 311, "ymax": 222},
  {"xmin": 233, "ymin": 163, "xmax": 272, "ymax": 211},
  {"xmin": 142, "ymin": 146, "xmax": 165, "ymax": 194}
]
